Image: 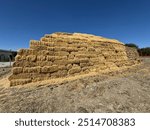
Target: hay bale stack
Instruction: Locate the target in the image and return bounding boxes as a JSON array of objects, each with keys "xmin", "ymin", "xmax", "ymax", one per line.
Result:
[{"xmin": 9, "ymin": 32, "xmax": 140, "ymax": 86}]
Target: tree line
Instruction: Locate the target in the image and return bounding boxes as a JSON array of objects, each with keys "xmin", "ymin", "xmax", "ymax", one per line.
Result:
[{"xmin": 125, "ymin": 43, "xmax": 150, "ymax": 56}]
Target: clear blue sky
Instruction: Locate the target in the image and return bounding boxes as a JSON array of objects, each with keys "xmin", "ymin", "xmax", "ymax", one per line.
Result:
[{"xmin": 0, "ymin": 0, "xmax": 150, "ymax": 51}]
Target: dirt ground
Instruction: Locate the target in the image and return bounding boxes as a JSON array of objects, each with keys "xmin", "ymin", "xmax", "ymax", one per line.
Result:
[{"xmin": 0, "ymin": 57, "xmax": 150, "ymax": 113}]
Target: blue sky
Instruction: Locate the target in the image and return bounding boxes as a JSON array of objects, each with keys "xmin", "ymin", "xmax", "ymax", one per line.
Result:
[{"xmin": 0, "ymin": 0, "xmax": 150, "ymax": 50}]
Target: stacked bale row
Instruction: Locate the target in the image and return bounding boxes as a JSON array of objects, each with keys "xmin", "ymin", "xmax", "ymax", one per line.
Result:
[{"xmin": 9, "ymin": 32, "xmax": 140, "ymax": 86}]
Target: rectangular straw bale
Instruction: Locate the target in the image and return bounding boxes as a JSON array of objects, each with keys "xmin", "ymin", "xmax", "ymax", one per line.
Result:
[
  {"xmin": 47, "ymin": 47, "xmax": 54, "ymax": 51},
  {"xmin": 8, "ymin": 73, "xmax": 31, "ymax": 80},
  {"xmin": 12, "ymin": 67, "xmax": 23, "ymax": 74},
  {"xmin": 13, "ymin": 61, "xmax": 37, "ymax": 67},
  {"xmin": 68, "ymin": 54, "xmax": 75, "ymax": 59},
  {"xmin": 68, "ymin": 59, "xmax": 80, "ymax": 64},
  {"xmin": 65, "ymin": 47, "xmax": 78, "ymax": 52},
  {"xmin": 53, "ymin": 59, "xmax": 69, "ymax": 65},
  {"xmin": 78, "ymin": 58, "xmax": 89, "ymax": 63},
  {"xmin": 90, "ymin": 58, "xmax": 100, "ymax": 64},
  {"xmin": 68, "ymin": 66, "xmax": 81, "ymax": 74},
  {"xmin": 82, "ymin": 66, "xmax": 90, "ymax": 72},
  {"xmin": 30, "ymin": 45, "xmax": 48, "ymax": 50},
  {"xmin": 42, "ymin": 42, "xmax": 53, "ymax": 47},
  {"xmin": 78, "ymin": 47, "xmax": 87, "ymax": 51},
  {"xmin": 54, "ymin": 56, "xmax": 67, "ymax": 60},
  {"xmin": 10, "ymin": 79, "xmax": 32, "ymax": 86},
  {"xmin": 30, "ymin": 40, "xmax": 42, "ymax": 47},
  {"xmin": 41, "ymin": 65, "xmax": 58, "ymax": 73},
  {"xmin": 51, "ymin": 70, "xmax": 68, "ymax": 78},
  {"xmin": 23, "ymin": 67, "xmax": 41, "ymax": 73},
  {"xmin": 53, "ymin": 42, "xmax": 68, "ymax": 47},
  {"xmin": 75, "ymin": 54, "xmax": 89, "ymax": 58},
  {"xmin": 58, "ymin": 65, "xmax": 68, "ymax": 70},
  {"xmin": 71, "ymin": 43, "xmax": 88, "ymax": 48},
  {"xmin": 17, "ymin": 49, "xmax": 27, "ymax": 55},
  {"xmin": 80, "ymin": 63, "xmax": 91, "ymax": 68},
  {"xmin": 36, "ymin": 61, "xmax": 52, "ymax": 66},
  {"xmin": 26, "ymin": 55, "xmax": 36, "ymax": 62},
  {"xmin": 15, "ymin": 55, "xmax": 22, "ymax": 61},
  {"xmin": 87, "ymin": 47, "xmax": 95, "ymax": 51},
  {"xmin": 54, "ymin": 51, "xmax": 69, "ymax": 56},
  {"xmin": 40, "ymin": 37, "xmax": 49, "ymax": 42},
  {"xmin": 67, "ymin": 64, "xmax": 72, "ymax": 70},
  {"xmin": 37, "ymin": 55, "xmax": 46, "ymax": 61},
  {"xmin": 17, "ymin": 49, "xmax": 37, "ymax": 55},
  {"xmin": 46, "ymin": 56, "xmax": 55, "ymax": 61}
]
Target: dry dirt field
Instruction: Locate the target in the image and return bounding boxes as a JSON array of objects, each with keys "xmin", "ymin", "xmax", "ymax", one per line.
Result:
[{"xmin": 0, "ymin": 57, "xmax": 150, "ymax": 113}]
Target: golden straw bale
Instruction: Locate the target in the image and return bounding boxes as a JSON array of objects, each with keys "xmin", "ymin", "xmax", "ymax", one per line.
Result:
[
  {"xmin": 67, "ymin": 64, "xmax": 72, "ymax": 70},
  {"xmin": 68, "ymin": 54, "xmax": 74, "ymax": 59},
  {"xmin": 36, "ymin": 61, "xmax": 52, "ymax": 66},
  {"xmin": 8, "ymin": 73, "xmax": 31, "ymax": 80},
  {"xmin": 68, "ymin": 59, "xmax": 80, "ymax": 64},
  {"xmin": 41, "ymin": 65, "xmax": 58, "ymax": 73},
  {"xmin": 75, "ymin": 54, "xmax": 89, "ymax": 58},
  {"xmin": 12, "ymin": 67, "xmax": 23, "ymax": 74},
  {"xmin": 54, "ymin": 51, "xmax": 69, "ymax": 56},
  {"xmin": 68, "ymin": 66, "xmax": 81, "ymax": 74},
  {"xmin": 15, "ymin": 55, "xmax": 22, "ymax": 61},
  {"xmin": 53, "ymin": 59, "xmax": 69, "ymax": 65},
  {"xmin": 37, "ymin": 55, "xmax": 46, "ymax": 61},
  {"xmin": 80, "ymin": 63, "xmax": 91, "ymax": 68},
  {"xmin": 23, "ymin": 67, "xmax": 41, "ymax": 73},
  {"xmin": 46, "ymin": 56, "xmax": 55, "ymax": 61},
  {"xmin": 26, "ymin": 55, "xmax": 36, "ymax": 62},
  {"xmin": 51, "ymin": 70, "xmax": 68, "ymax": 78},
  {"xmin": 87, "ymin": 47, "xmax": 95, "ymax": 51},
  {"xmin": 54, "ymin": 56, "xmax": 67, "ymax": 60},
  {"xmin": 10, "ymin": 79, "xmax": 32, "ymax": 86},
  {"xmin": 58, "ymin": 65, "xmax": 68, "ymax": 70}
]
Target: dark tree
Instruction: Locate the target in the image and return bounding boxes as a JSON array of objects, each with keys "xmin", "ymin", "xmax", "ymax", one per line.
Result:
[
  {"xmin": 125, "ymin": 43, "xmax": 139, "ymax": 49},
  {"xmin": 138, "ymin": 47, "xmax": 150, "ymax": 56}
]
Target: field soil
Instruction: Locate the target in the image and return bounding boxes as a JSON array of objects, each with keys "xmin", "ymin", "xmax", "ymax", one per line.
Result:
[{"xmin": 0, "ymin": 57, "xmax": 150, "ymax": 113}]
